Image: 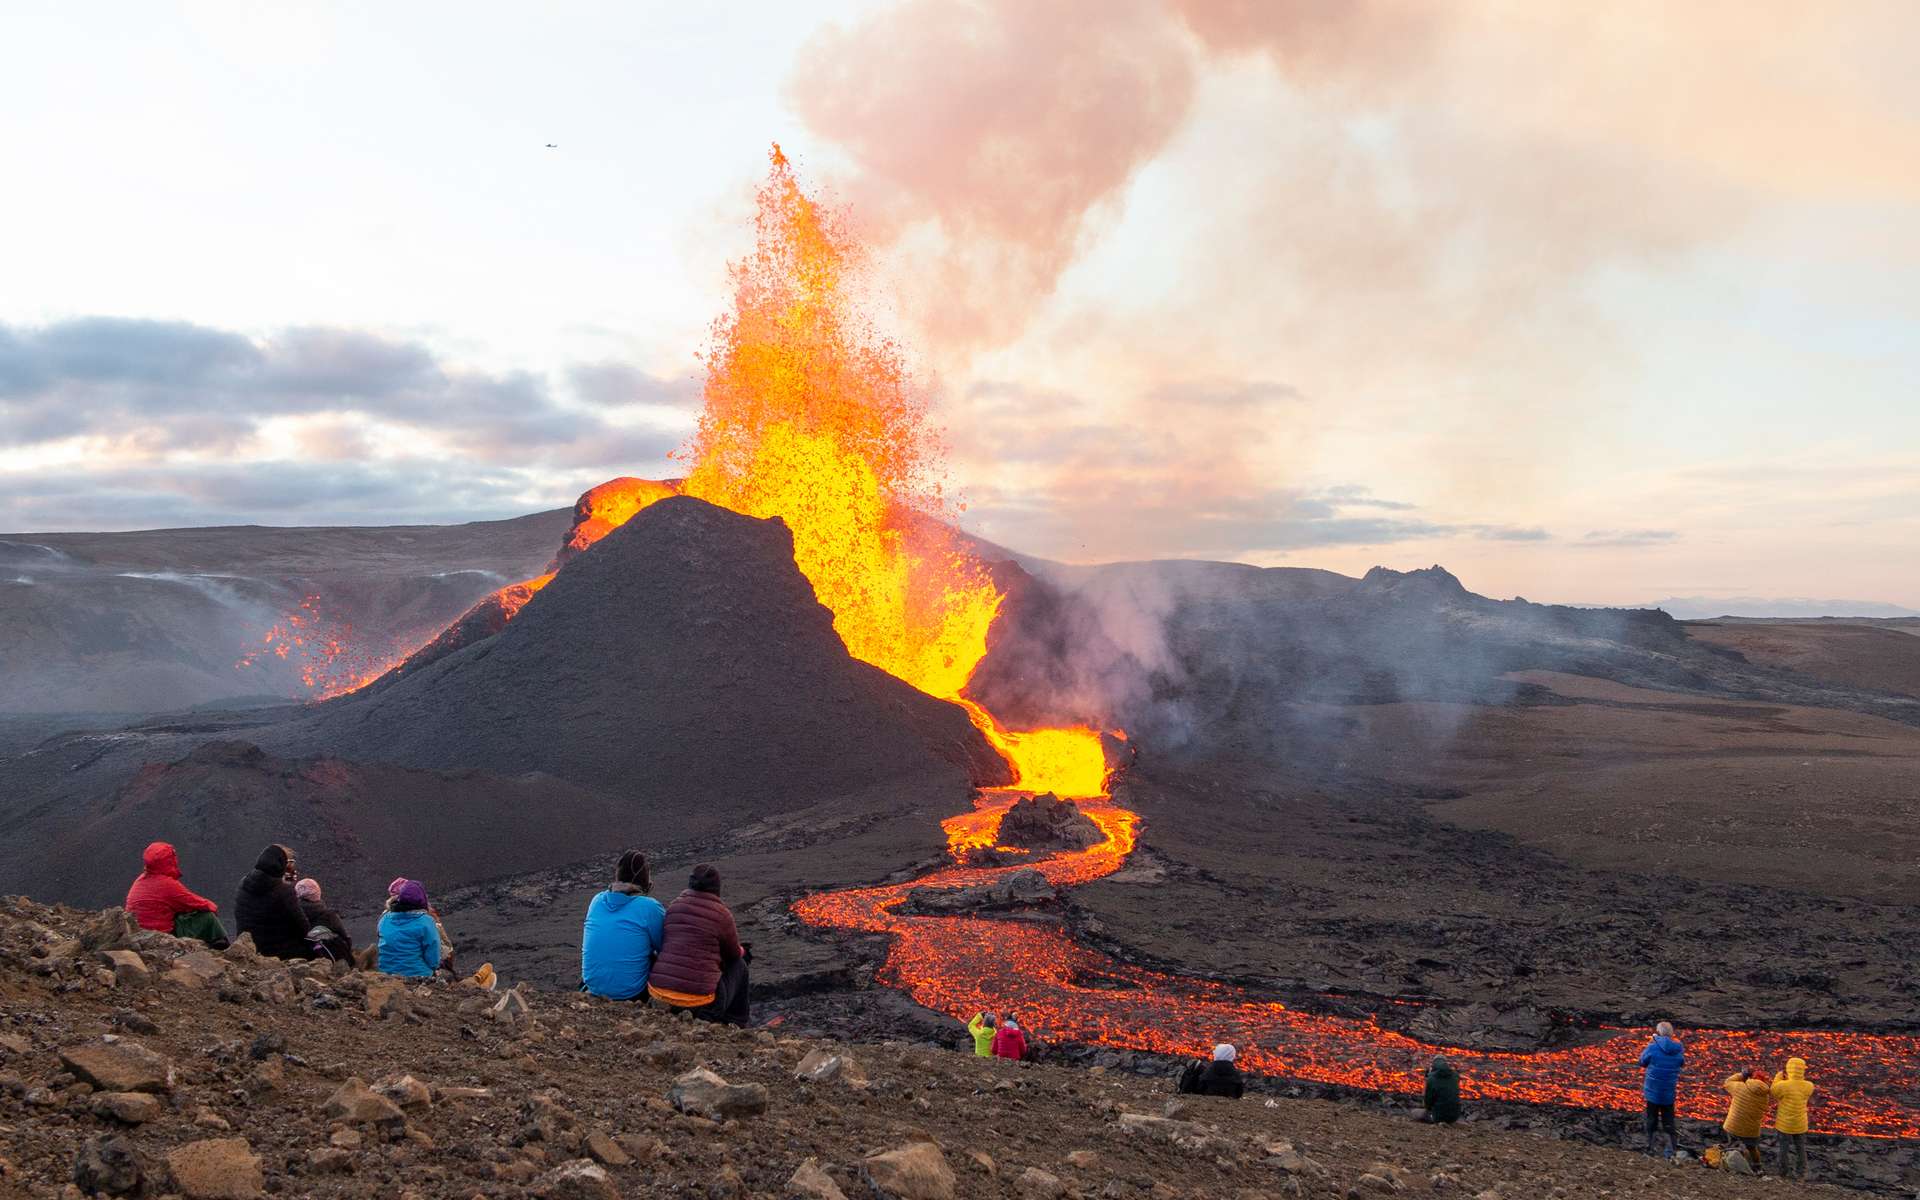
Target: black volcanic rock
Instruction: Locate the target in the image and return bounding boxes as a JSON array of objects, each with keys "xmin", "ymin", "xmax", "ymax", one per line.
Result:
[
  {"xmin": 283, "ymin": 496, "xmax": 1011, "ymax": 819},
  {"xmin": 997, "ymin": 794, "xmax": 1102, "ymax": 850}
]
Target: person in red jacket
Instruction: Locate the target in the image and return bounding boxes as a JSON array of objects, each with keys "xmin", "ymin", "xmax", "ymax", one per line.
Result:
[
  {"xmin": 124, "ymin": 842, "xmax": 228, "ymax": 948},
  {"xmin": 646, "ymin": 864, "xmax": 750, "ymax": 1025},
  {"xmin": 991, "ymin": 1014, "xmax": 1028, "ymax": 1060}
]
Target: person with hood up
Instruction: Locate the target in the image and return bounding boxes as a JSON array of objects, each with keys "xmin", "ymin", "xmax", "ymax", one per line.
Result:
[
  {"xmin": 991, "ymin": 1015, "xmax": 1028, "ymax": 1061},
  {"xmin": 581, "ymin": 849, "xmax": 666, "ymax": 1001},
  {"xmin": 966, "ymin": 1012, "xmax": 997, "ymax": 1057},
  {"xmin": 1638, "ymin": 1021, "xmax": 1686, "ymax": 1158},
  {"xmin": 1721, "ymin": 1068, "xmax": 1771, "ymax": 1166},
  {"xmin": 293, "ymin": 877, "xmax": 352, "ymax": 962},
  {"xmin": 234, "ymin": 844, "xmax": 311, "ymax": 959},
  {"xmin": 125, "ymin": 842, "xmax": 227, "ymax": 947},
  {"xmin": 1195, "ymin": 1044, "xmax": 1246, "ymax": 1097},
  {"xmin": 377, "ymin": 878, "xmax": 442, "ymax": 978},
  {"xmin": 647, "ymin": 864, "xmax": 750, "ymax": 1024},
  {"xmin": 1422, "ymin": 1056, "xmax": 1462, "ymax": 1124},
  {"xmin": 1770, "ymin": 1057, "xmax": 1814, "ymax": 1178}
]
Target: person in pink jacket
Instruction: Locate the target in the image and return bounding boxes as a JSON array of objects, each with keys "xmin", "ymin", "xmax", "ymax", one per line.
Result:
[{"xmin": 991, "ymin": 1014, "xmax": 1028, "ymax": 1060}]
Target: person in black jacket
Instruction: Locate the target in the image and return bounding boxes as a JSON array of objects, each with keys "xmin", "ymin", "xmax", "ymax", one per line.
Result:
[
  {"xmin": 234, "ymin": 844, "xmax": 310, "ymax": 959},
  {"xmin": 293, "ymin": 877, "xmax": 352, "ymax": 962},
  {"xmin": 1195, "ymin": 1044, "xmax": 1246, "ymax": 1098},
  {"xmin": 1421, "ymin": 1056, "xmax": 1462, "ymax": 1124}
]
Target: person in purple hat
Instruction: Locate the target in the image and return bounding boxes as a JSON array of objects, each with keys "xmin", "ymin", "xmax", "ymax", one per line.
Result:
[{"xmin": 376, "ymin": 878, "xmax": 442, "ymax": 978}]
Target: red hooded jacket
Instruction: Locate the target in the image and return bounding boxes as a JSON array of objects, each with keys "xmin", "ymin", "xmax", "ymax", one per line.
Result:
[
  {"xmin": 991, "ymin": 1024, "xmax": 1027, "ymax": 1061},
  {"xmin": 125, "ymin": 842, "xmax": 218, "ymax": 932}
]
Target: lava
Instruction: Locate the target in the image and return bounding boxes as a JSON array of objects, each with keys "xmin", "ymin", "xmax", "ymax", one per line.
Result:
[
  {"xmin": 235, "ymin": 595, "xmax": 400, "ymax": 699},
  {"xmin": 797, "ymin": 786, "xmax": 1920, "ymax": 1141}
]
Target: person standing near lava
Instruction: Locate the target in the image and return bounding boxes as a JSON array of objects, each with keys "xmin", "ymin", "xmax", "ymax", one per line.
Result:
[
  {"xmin": 647, "ymin": 864, "xmax": 750, "ymax": 1025},
  {"xmin": 1638, "ymin": 1021, "xmax": 1686, "ymax": 1158},
  {"xmin": 580, "ymin": 849, "xmax": 666, "ymax": 1001},
  {"xmin": 990, "ymin": 1013, "xmax": 1027, "ymax": 1060},
  {"xmin": 1421, "ymin": 1056, "xmax": 1462, "ymax": 1124},
  {"xmin": 1770, "ymin": 1057, "xmax": 1814, "ymax": 1178},
  {"xmin": 1721, "ymin": 1068, "xmax": 1771, "ymax": 1168},
  {"xmin": 966, "ymin": 1011, "xmax": 997, "ymax": 1057},
  {"xmin": 124, "ymin": 841, "xmax": 228, "ymax": 948},
  {"xmin": 234, "ymin": 844, "xmax": 312, "ymax": 959}
]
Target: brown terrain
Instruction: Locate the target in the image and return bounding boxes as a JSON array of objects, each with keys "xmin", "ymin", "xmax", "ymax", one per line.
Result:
[{"xmin": 0, "ymin": 899, "xmax": 1874, "ymax": 1200}]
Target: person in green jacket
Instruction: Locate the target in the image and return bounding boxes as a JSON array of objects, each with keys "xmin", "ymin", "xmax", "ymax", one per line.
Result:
[
  {"xmin": 966, "ymin": 1011, "xmax": 997, "ymax": 1057},
  {"xmin": 1421, "ymin": 1056, "xmax": 1462, "ymax": 1124}
]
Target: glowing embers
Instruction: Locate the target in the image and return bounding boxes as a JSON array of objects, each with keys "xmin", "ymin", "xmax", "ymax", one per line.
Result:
[{"xmin": 235, "ymin": 595, "xmax": 400, "ymax": 699}]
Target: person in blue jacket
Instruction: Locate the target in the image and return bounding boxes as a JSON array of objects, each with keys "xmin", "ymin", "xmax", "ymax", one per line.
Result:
[
  {"xmin": 1639, "ymin": 1020, "xmax": 1686, "ymax": 1158},
  {"xmin": 581, "ymin": 849, "xmax": 667, "ymax": 1001},
  {"xmin": 377, "ymin": 878, "xmax": 442, "ymax": 979}
]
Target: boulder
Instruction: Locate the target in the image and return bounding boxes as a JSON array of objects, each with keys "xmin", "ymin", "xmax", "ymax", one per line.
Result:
[
  {"xmin": 165, "ymin": 1137, "xmax": 264, "ymax": 1200},
  {"xmin": 307, "ymin": 1148, "xmax": 354, "ymax": 1174},
  {"xmin": 906, "ymin": 868, "xmax": 1057, "ymax": 913},
  {"xmin": 92, "ymin": 1091, "xmax": 166, "ymax": 1124},
  {"xmin": 997, "ymin": 794, "xmax": 1103, "ymax": 849},
  {"xmin": 60, "ymin": 1040, "xmax": 174, "ymax": 1093},
  {"xmin": 492, "ymin": 985, "xmax": 534, "ymax": 1026},
  {"xmin": 72, "ymin": 1135, "xmax": 144, "ymax": 1196},
  {"xmin": 78, "ymin": 908, "xmax": 139, "ymax": 953},
  {"xmin": 323, "ymin": 1077, "xmax": 405, "ymax": 1129},
  {"xmin": 668, "ymin": 1067, "xmax": 768, "ymax": 1120},
  {"xmin": 795, "ymin": 1047, "xmax": 868, "ymax": 1086},
  {"xmin": 583, "ymin": 1129, "xmax": 630, "ymax": 1167},
  {"xmin": 1017, "ymin": 1166, "xmax": 1067, "ymax": 1197},
  {"xmin": 375, "ymin": 1073, "xmax": 433, "ymax": 1109},
  {"xmin": 100, "ymin": 950, "xmax": 149, "ymax": 988},
  {"xmin": 364, "ymin": 979, "xmax": 410, "ymax": 1019},
  {"xmin": 788, "ymin": 1157, "xmax": 847, "ymax": 1200},
  {"xmin": 533, "ymin": 1159, "xmax": 620, "ymax": 1200},
  {"xmin": 862, "ymin": 1142, "xmax": 956, "ymax": 1200},
  {"xmin": 1065, "ymin": 1150, "xmax": 1100, "ymax": 1169},
  {"xmin": 222, "ymin": 932, "xmax": 259, "ymax": 961}
]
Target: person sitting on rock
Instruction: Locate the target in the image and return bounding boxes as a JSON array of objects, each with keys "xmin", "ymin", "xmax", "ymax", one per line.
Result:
[
  {"xmin": 646, "ymin": 864, "xmax": 750, "ymax": 1025},
  {"xmin": 1721, "ymin": 1068, "xmax": 1771, "ymax": 1168},
  {"xmin": 125, "ymin": 841, "xmax": 227, "ymax": 948},
  {"xmin": 581, "ymin": 849, "xmax": 666, "ymax": 1001},
  {"xmin": 1421, "ymin": 1056, "xmax": 1461, "ymax": 1124},
  {"xmin": 1769, "ymin": 1057, "xmax": 1813, "ymax": 1179},
  {"xmin": 967, "ymin": 1011, "xmax": 997, "ymax": 1057},
  {"xmin": 1638, "ymin": 1020, "xmax": 1686, "ymax": 1158},
  {"xmin": 991, "ymin": 1014, "xmax": 1028, "ymax": 1061},
  {"xmin": 1195, "ymin": 1043, "xmax": 1246, "ymax": 1097},
  {"xmin": 377, "ymin": 878, "xmax": 443, "ymax": 979},
  {"xmin": 293, "ymin": 877, "xmax": 352, "ymax": 963},
  {"xmin": 234, "ymin": 844, "xmax": 312, "ymax": 959}
]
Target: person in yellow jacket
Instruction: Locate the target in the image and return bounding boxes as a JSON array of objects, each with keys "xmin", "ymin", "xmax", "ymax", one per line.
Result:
[
  {"xmin": 966, "ymin": 1011, "xmax": 997, "ymax": 1057},
  {"xmin": 1770, "ymin": 1057, "xmax": 1814, "ymax": 1178},
  {"xmin": 1721, "ymin": 1069, "xmax": 1771, "ymax": 1166}
]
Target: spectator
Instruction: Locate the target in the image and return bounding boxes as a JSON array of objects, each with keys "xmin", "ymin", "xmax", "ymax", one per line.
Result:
[
  {"xmin": 124, "ymin": 842, "xmax": 226, "ymax": 948},
  {"xmin": 991, "ymin": 1014, "xmax": 1027, "ymax": 1061},
  {"xmin": 1770, "ymin": 1057, "xmax": 1814, "ymax": 1179},
  {"xmin": 1422, "ymin": 1056, "xmax": 1462, "ymax": 1124},
  {"xmin": 233, "ymin": 844, "xmax": 309, "ymax": 960},
  {"xmin": 647, "ymin": 864, "xmax": 750, "ymax": 1025},
  {"xmin": 293, "ymin": 877, "xmax": 352, "ymax": 962},
  {"xmin": 1638, "ymin": 1021, "xmax": 1686, "ymax": 1158},
  {"xmin": 581, "ymin": 849, "xmax": 666, "ymax": 1001},
  {"xmin": 966, "ymin": 1012, "xmax": 996, "ymax": 1057}
]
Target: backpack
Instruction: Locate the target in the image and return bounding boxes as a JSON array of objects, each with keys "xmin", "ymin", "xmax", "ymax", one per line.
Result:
[{"xmin": 1176, "ymin": 1060, "xmax": 1205, "ymax": 1095}]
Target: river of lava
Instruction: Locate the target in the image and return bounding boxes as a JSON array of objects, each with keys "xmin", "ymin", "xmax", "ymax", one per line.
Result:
[{"xmin": 795, "ymin": 792, "xmax": 1920, "ymax": 1141}]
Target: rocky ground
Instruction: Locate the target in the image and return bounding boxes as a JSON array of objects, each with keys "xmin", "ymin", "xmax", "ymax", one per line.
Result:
[{"xmin": 0, "ymin": 898, "xmax": 1879, "ymax": 1200}]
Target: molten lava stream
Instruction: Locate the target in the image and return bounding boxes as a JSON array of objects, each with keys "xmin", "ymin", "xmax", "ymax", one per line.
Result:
[{"xmin": 796, "ymin": 783, "xmax": 1920, "ymax": 1141}]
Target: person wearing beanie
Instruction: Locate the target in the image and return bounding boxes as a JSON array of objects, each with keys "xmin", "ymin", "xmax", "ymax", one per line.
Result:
[
  {"xmin": 581, "ymin": 849, "xmax": 667, "ymax": 1001},
  {"xmin": 1195, "ymin": 1042, "xmax": 1246, "ymax": 1097},
  {"xmin": 293, "ymin": 877, "xmax": 352, "ymax": 962},
  {"xmin": 377, "ymin": 877, "xmax": 442, "ymax": 978},
  {"xmin": 991, "ymin": 1014, "xmax": 1027, "ymax": 1061},
  {"xmin": 124, "ymin": 842, "xmax": 227, "ymax": 948},
  {"xmin": 646, "ymin": 863, "xmax": 750, "ymax": 1024},
  {"xmin": 1422, "ymin": 1056, "xmax": 1462, "ymax": 1124},
  {"xmin": 1769, "ymin": 1058, "xmax": 1814, "ymax": 1178},
  {"xmin": 234, "ymin": 844, "xmax": 311, "ymax": 959}
]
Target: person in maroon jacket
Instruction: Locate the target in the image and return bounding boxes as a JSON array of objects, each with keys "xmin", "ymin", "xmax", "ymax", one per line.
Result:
[{"xmin": 646, "ymin": 864, "xmax": 750, "ymax": 1025}]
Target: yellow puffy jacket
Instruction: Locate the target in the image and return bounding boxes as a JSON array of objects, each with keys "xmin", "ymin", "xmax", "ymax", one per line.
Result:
[
  {"xmin": 1723, "ymin": 1073, "xmax": 1770, "ymax": 1138},
  {"xmin": 1771, "ymin": 1058, "xmax": 1814, "ymax": 1135}
]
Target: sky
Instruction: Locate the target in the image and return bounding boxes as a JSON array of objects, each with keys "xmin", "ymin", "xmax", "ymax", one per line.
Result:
[{"xmin": 2, "ymin": 0, "xmax": 1916, "ymax": 609}]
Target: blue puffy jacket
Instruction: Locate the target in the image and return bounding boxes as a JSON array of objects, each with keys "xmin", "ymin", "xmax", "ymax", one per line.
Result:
[
  {"xmin": 377, "ymin": 909, "xmax": 442, "ymax": 979},
  {"xmin": 581, "ymin": 890, "xmax": 666, "ymax": 1000},
  {"xmin": 1639, "ymin": 1035, "xmax": 1685, "ymax": 1104}
]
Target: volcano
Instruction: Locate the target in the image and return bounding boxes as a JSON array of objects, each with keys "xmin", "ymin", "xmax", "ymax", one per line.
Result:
[{"xmin": 277, "ymin": 495, "xmax": 1010, "ymax": 814}]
